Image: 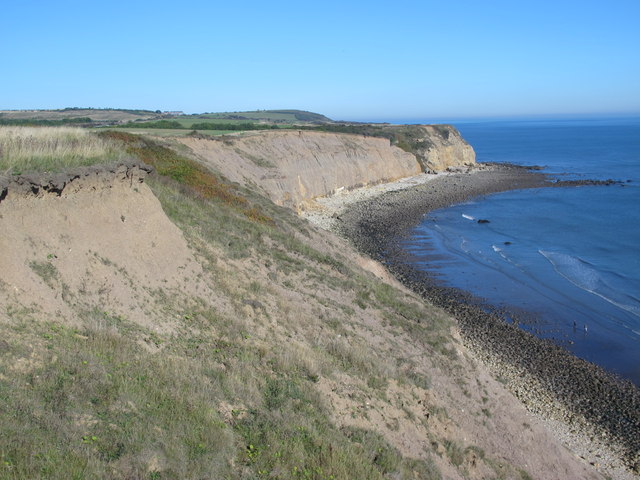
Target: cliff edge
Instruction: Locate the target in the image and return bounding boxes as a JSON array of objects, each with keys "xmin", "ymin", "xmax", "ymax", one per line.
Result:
[
  {"xmin": 392, "ymin": 124, "xmax": 476, "ymax": 173},
  {"xmin": 178, "ymin": 126, "xmax": 474, "ymax": 211}
]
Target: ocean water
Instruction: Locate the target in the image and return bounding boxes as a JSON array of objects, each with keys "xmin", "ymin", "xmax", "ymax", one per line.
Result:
[{"xmin": 400, "ymin": 117, "xmax": 640, "ymax": 384}]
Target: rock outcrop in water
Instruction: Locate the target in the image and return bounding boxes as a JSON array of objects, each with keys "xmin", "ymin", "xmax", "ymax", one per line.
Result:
[{"xmin": 178, "ymin": 126, "xmax": 474, "ymax": 211}]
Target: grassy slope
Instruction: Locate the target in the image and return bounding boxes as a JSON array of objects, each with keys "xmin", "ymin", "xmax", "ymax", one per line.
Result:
[{"xmin": 0, "ymin": 130, "xmax": 532, "ymax": 479}]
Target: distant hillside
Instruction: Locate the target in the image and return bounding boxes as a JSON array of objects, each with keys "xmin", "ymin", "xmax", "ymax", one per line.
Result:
[
  {"xmin": 0, "ymin": 108, "xmax": 163, "ymax": 125},
  {"xmin": 188, "ymin": 109, "xmax": 333, "ymax": 124},
  {"xmin": 0, "ymin": 108, "xmax": 333, "ymax": 129}
]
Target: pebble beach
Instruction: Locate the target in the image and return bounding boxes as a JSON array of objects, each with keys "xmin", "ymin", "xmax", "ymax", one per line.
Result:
[{"xmin": 303, "ymin": 163, "xmax": 640, "ymax": 478}]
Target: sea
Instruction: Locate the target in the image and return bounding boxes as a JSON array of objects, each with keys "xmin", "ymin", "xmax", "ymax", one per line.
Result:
[{"xmin": 398, "ymin": 116, "xmax": 640, "ymax": 385}]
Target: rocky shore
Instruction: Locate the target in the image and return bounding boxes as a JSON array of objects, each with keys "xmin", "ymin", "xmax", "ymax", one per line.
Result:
[{"xmin": 309, "ymin": 164, "xmax": 639, "ymax": 477}]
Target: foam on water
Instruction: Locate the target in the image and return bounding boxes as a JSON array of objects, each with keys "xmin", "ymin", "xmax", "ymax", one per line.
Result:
[
  {"xmin": 400, "ymin": 116, "xmax": 640, "ymax": 384},
  {"xmin": 540, "ymin": 250, "xmax": 640, "ymax": 319}
]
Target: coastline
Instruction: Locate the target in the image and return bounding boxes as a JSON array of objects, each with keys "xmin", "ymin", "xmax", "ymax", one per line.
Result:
[{"xmin": 304, "ymin": 164, "xmax": 640, "ymax": 477}]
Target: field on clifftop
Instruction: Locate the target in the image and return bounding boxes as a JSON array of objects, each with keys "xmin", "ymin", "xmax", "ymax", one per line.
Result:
[{"xmin": 0, "ymin": 127, "xmax": 602, "ymax": 479}]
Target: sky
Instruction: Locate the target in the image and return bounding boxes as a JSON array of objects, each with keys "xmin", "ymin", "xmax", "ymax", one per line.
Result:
[{"xmin": 2, "ymin": 0, "xmax": 639, "ymax": 121}]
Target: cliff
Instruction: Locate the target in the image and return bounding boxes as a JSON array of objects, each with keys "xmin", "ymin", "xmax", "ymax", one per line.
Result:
[
  {"xmin": 0, "ymin": 162, "xmax": 206, "ymax": 329},
  {"xmin": 177, "ymin": 126, "xmax": 474, "ymax": 211},
  {"xmin": 0, "ymin": 136, "xmax": 609, "ymax": 479},
  {"xmin": 394, "ymin": 124, "xmax": 477, "ymax": 173}
]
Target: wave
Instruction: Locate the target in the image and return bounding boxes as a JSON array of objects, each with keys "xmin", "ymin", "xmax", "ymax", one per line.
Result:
[
  {"xmin": 492, "ymin": 245, "xmax": 519, "ymax": 266},
  {"xmin": 491, "ymin": 245, "xmax": 532, "ymax": 275},
  {"xmin": 539, "ymin": 250, "xmax": 640, "ymax": 318},
  {"xmin": 462, "ymin": 214, "xmax": 475, "ymax": 221}
]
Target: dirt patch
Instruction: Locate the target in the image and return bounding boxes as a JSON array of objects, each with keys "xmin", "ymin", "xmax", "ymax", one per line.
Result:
[{"xmin": 0, "ymin": 162, "xmax": 210, "ymax": 332}]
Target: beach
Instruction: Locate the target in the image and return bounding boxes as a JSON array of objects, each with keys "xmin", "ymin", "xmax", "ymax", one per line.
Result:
[{"xmin": 303, "ymin": 163, "xmax": 640, "ymax": 476}]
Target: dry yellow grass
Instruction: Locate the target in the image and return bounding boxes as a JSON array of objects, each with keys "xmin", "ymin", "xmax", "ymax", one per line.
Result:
[{"xmin": 0, "ymin": 126, "xmax": 128, "ymax": 173}]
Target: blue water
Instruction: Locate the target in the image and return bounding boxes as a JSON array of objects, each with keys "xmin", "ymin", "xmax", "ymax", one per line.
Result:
[{"xmin": 400, "ymin": 117, "xmax": 640, "ymax": 384}]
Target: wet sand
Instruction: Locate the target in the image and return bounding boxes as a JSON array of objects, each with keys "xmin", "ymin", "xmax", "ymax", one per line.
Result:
[{"xmin": 308, "ymin": 164, "xmax": 640, "ymax": 476}]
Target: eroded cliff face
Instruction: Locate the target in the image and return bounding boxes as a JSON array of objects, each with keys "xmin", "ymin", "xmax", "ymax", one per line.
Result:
[
  {"xmin": 178, "ymin": 127, "xmax": 475, "ymax": 212},
  {"xmin": 0, "ymin": 162, "xmax": 207, "ymax": 330},
  {"xmin": 178, "ymin": 131, "xmax": 420, "ymax": 211},
  {"xmin": 407, "ymin": 125, "xmax": 476, "ymax": 172}
]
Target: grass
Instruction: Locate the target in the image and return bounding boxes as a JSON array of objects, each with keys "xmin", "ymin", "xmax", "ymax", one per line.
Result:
[
  {"xmin": 115, "ymin": 119, "xmax": 286, "ymax": 131},
  {"xmin": 102, "ymin": 128, "xmax": 238, "ymax": 137},
  {"xmin": 0, "ymin": 296, "xmax": 442, "ymax": 479},
  {"xmin": 0, "ymin": 126, "xmax": 130, "ymax": 174},
  {"xmin": 186, "ymin": 110, "xmax": 331, "ymax": 123},
  {"xmin": 135, "ymin": 153, "xmax": 453, "ymax": 478},
  {"xmin": 0, "ymin": 108, "xmax": 160, "ymax": 125},
  {"xmin": 99, "ymin": 131, "xmax": 274, "ymax": 226},
  {"xmin": 443, "ymin": 440, "xmax": 464, "ymax": 467},
  {"xmin": 0, "ymin": 313, "xmax": 236, "ymax": 479},
  {"xmin": 28, "ymin": 260, "xmax": 60, "ymax": 288}
]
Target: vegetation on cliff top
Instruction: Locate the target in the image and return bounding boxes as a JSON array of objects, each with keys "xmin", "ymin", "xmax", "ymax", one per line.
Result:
[
  {"xmin": 0, "ymin": 110, "xmax": 458, "ymax": 174},
  {"xmin": 109, "ymin": 121, "xmax": 453, "ymax": 172},
  {"xmin": 0, "ymin": 109, "xmax": 331, "ymax": 127},
  {"xmin": 0, "ymin": 126, "xmax": 129, "ymax": 174}
]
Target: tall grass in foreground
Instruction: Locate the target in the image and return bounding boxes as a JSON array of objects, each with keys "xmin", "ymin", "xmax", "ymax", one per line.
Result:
[{"xmin": 0, "ymin": 126, "xmax": 129, "ymax": 174}]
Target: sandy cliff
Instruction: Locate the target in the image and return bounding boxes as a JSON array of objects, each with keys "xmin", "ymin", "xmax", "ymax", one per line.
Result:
[
  {"xmin": 410, "ymin": 125, "xmax": 477, "ymax": 172},
  {"xmin": 0, "ymin": 162, "xmax": 206, "ymax": 331},
  {"xmin": 178, "ymin": 127, "xmax": 474, "ymax": 211}
]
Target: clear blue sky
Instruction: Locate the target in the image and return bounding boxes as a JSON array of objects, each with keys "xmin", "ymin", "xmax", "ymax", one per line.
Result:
[{"xmin": 2, "ymin": 0, "xmax": 639, "ymax": 121}]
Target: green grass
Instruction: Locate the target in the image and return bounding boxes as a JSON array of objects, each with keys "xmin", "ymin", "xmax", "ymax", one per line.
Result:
[
  {"xmin": 116, "ymin": 119, "xmax": 284, "ymax": 131},
  {"xmin": 99, "ymin": 130, "xmax": 274, "ymax": 225},
  {"xmin": 28, "ymin": 260, "xmax": 60, "ymax": 288},
  {"xmin": 0, "ymin": 314, "xmax": 236, "ymax": 479},
  {"xmin": 0, "ymin": 126, "xmax": 130, "ymax": 174},
  {"xmin": 101, "ymin": 128, "xmax": 238, "ymax": 137},
  {"xmin": 166, "ymin": 118, "xmax": 263, "ymax": 127},
  {"xmin": 186, "ymin": 110, "xmax": 331, "ymax": 123},
  {"xmin": 0, "ymin": 117, "xmax": 93, "ymax": 127},
  {"xmin": 0, "ymin": 291, "xmax": 442, "ymax": 479},
  {"xmin": 443, "ymin": 440, "xmax": 464, "ymax": 467}
]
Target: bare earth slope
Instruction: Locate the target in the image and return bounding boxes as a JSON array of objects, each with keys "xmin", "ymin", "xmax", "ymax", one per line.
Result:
[
  {"xmin": 0, "ymin": 163, "xmax": 208, "ymax": 333},
  {"xmin": 179, "ymin": 130, "xmax": 423, "ymax": 211},
  {"xmin": 0, "ymin": 157, "xmax": 607, "ymax": 479}
]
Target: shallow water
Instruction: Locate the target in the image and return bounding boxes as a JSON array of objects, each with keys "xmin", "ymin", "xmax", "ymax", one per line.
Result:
[{"xmin": 400, "ymin": 117, "xmax": 640, "ymax": 384}]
